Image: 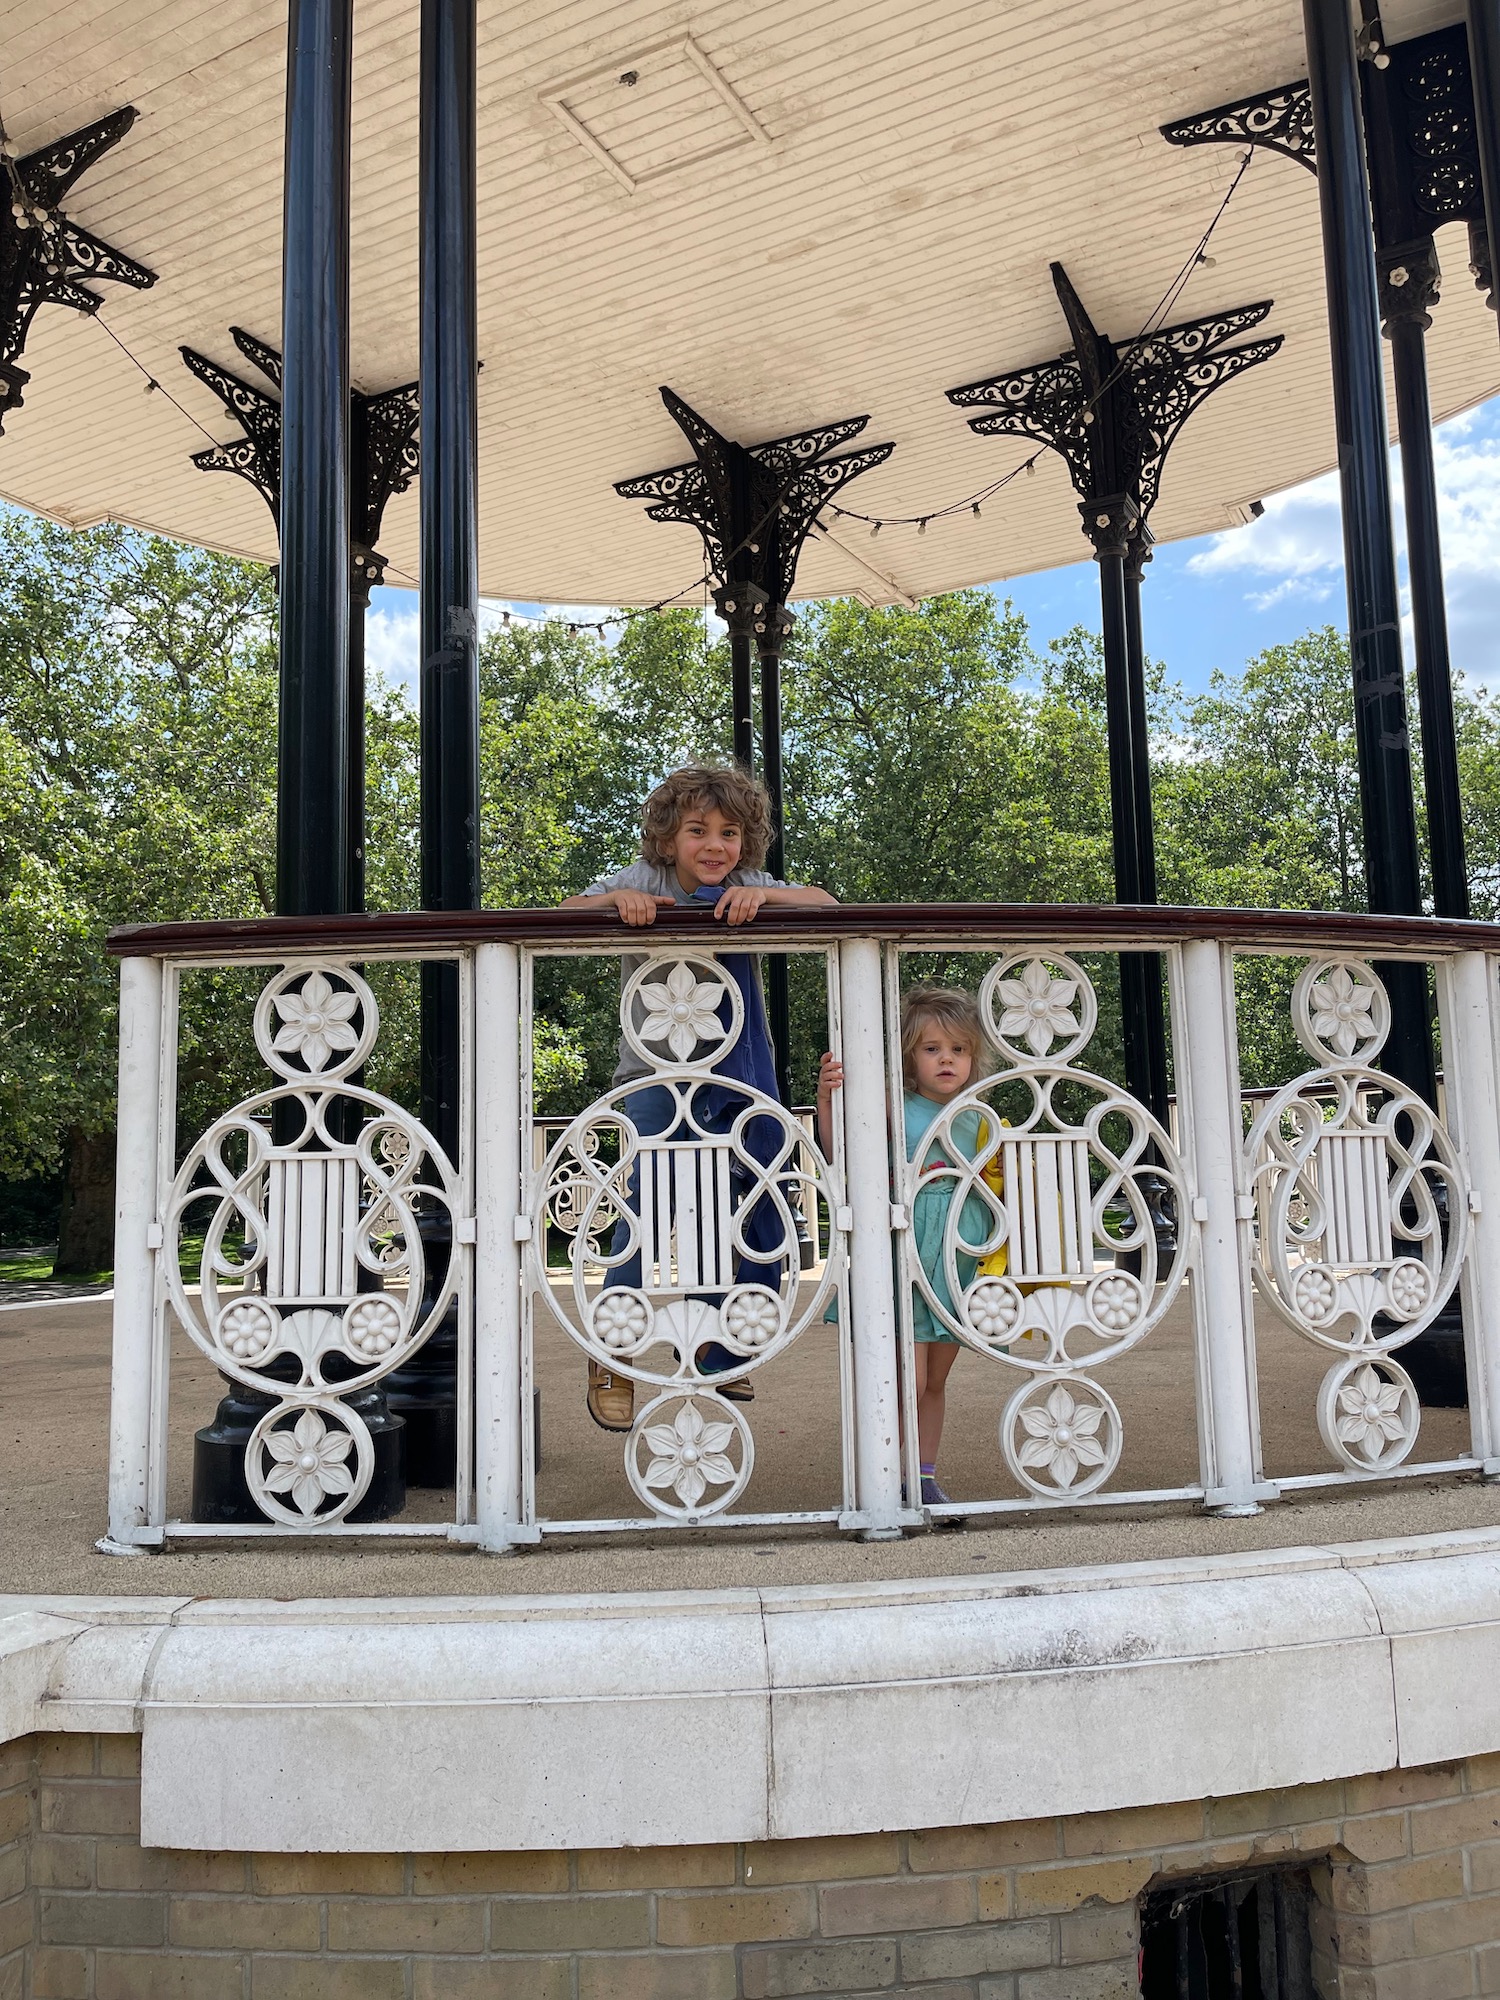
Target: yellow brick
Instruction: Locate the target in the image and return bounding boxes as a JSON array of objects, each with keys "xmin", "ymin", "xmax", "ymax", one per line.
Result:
[
  {"xmin": 1411, "ymin": 1796, "xmax": 1500, "ymax": 1854},
  {"xmin": 414, "ymin": 1963, "xmax": 570, "ymax": 2000},
  {"xmin": 39, "ymin": 1782, "xmax": 138, "ymax": 1839},
  {"xmin": 326, "ymin": 1896, "xmax": 484, "ymax": 1954},
  {"xmin": 35, "ymin": 1740, "xmax": 95, "ymax": 1778},
  {"xmin": 95, "ymin": 1952, "xmax": 245, "ymax": 2000},
  {"xmin": 1062, "ymin": 1799, "xmax": 1204, "ymax": 1857},
  {"xmin": 1012, "ymin": 1857, "xmax": 1155, "ymax": 1918},
  {"xmin": 0, "ymin": 1897, "xmax": 29, "ymax": 1959},
  {"xmin": 413, "ymin": 1851, "xmax": 566, "ymax": 1895},
  {"xmin": 1469, "ymin": 1843, "xmax": 1500, "ymax": 1894},
  {"xmin": 1366, "ymin": 1950, "xmax": 1478, "ymax": 2000},
  {"xmin": 30, "ymin": 1842, "xmax": 90, "ymax": 1891},
  {"xmin": 0, "ymin": 1848, "xmax": 26, "ymax": 1902},
  {"xmin": 98, "ymin": 1844, "xmax": 246, "ymax": 1894},
  {"xmin": 909, "ymin": 1819, "xmax": 1058, "ymax": 1873},
  {"xmin": 170, "ymin": 1895, "xmax": 321, "ymax": 1952},
  {"xmin": 578, "ymin": 1843, "xmax": 736, "ymax": 1890},
  {"xmin": 490, "ymin": 1895, "xmax": 650, "ymax": 1953},
  {"xmin": 0, "ymin": 1740, "xmax": 34, "ymax": 1789},
  {"xmin": 743, "ymin": 1832, "xmax": 901, "ymax": 1885},
  {"xmin": 0, "ymin": 1795, "xmax": 30, "ymax": 1848},
  {"xmin": 31, "ymin": 1947, "xmax": 89, "ymax": 2000},
  {"xmin": 1341, "ymin": 1813, "xmax": 1410, "ymax": 1864},
  {"xmin": 252, "ymin": 1852, "xmax": 405, "ymax": 1896},
  {"xmin": 1412, "ymin": 1890, "xmax": 1500, "ymax": 1957},
  {"xmin": 251, "ymin": 1961, "xmax": 404, "ymax": 2000},
  {"xmin": 1294, "ymin": 1821, "xmax": 1343, "ymax": 1853},
  {"xmin": 578, "ymin": 1951, "xmax": 737, "ymax": 2000},
  {"xmin": 1346, "ymin": 1768, "xmax": 1465, "ymax": 1815},
  {"xmin": 657, "ymin": 1887, "xmax": 816, "ymax": 1947},
  {"xmin": 1329, "ymin": 1909, "xmax": 1413, "ymax": 1969},
  {"xmin": 1464, "ymin": 1755, "xmax": 1500, "ymax": 1792},
  {"xmin": 97, "ymin": 1739, "xmax": 142, "ymax": 1779},
  {"xmin": 1208, "ymin": 1781, "xmax": 1346, "ymax": 1836},
  {"xmin": 1331, "ymin": 1853, "xmax": 1467, "ymax": 1915}
]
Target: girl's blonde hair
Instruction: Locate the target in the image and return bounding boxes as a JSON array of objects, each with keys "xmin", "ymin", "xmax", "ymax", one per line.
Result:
[
  {"xmin": 640, "ymin": 763, "xmax": 774, "ymax": 871},
  {"xmin": 900, "ymin": 984, "xmax": 991, "ymax": 1090}
]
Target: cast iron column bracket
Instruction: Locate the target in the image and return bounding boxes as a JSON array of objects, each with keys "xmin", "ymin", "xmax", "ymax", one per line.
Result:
[
  {"xmin": 1378, "ymin": 236, "xmax": 1443, "ymax": 333},
  {"xmin": 180, "ymin": 328, "xmax": 420, "ymax": 562},
  {"xmin": 0, "ymin": 107, "xmax": 156, "ymax": 431}
]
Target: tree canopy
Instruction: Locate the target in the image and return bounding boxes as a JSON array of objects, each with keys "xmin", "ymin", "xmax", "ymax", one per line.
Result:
[{"xmin": 4, "ymin": 511, "xmax": 1498, "ymax": 1263}]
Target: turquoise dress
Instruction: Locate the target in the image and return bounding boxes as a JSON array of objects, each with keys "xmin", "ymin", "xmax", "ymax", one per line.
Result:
[{"xmin": 905, "ymin": 1091, "xmax": 995, "ymax": 1343}]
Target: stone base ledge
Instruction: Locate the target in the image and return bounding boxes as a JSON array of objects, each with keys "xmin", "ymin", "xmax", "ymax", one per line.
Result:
[{"xmin": 2, "ymin": 1527, "xmax": 1499, "ymax": 1852}]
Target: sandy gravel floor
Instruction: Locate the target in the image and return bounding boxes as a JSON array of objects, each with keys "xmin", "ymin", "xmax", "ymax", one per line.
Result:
[{"xmin": 1, "ymin": 1285, "xmax": 1493, "ymax": 1602}]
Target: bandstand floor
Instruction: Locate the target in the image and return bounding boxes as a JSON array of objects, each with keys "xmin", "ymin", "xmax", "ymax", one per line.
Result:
[{"xmin": 2, "ymin": 1287, "xmax": 1495, "ymax": 1601}]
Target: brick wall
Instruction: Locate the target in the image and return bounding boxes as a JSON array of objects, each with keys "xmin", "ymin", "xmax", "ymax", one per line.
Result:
[{"xmin": 2, "ymin": 1734, "xmax": 1500, "ymax": 1997}]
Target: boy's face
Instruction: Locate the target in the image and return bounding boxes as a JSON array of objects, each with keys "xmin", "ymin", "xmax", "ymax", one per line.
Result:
[{"xmin": 664, "ymin": 803, "xmax": 743, "ymax": 890}]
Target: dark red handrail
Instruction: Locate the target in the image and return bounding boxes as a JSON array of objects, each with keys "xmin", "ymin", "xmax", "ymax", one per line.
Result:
[{"xmin": 105, "ymin": 901, "xmax": 1500, "ymax": 959}]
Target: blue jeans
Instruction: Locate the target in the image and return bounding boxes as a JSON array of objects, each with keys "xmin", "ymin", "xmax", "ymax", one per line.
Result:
[{"xmin": 602, "ymin": 1084, "xmax": 785, "ymax": 1370}]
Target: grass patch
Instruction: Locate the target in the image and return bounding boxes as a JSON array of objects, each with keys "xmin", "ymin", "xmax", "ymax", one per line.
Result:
[{"xmin": 0, "ymin": 1228, "xmax": 241, "ymax": 1289}]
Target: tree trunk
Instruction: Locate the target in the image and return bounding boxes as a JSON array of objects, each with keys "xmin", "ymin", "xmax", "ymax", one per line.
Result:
[{"xmin": 54, "ymin": 1126, "xmax": 116, "ymax": 1277}]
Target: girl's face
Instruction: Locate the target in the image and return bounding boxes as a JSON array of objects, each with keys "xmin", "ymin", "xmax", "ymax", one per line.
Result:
[
  {"xmin": 909, "ymin": 1025, "xmax": 976, "ymax": 1102},
  {"xmin": 665, "ymin": 804, "xmax": 743, "ymax": 890}
]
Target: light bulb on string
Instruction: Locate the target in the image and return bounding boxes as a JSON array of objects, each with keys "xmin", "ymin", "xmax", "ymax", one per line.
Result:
[
  {"xmin": 917, "ymin": 518, "xmax": 928, "ymax": 536},
  {"xmin": 971, "ymin": 502, "xmax": 982, "ymax": 519},
  {"xmin": 870, "ymin": 521, "xmax": 881, "ymax": 539}
]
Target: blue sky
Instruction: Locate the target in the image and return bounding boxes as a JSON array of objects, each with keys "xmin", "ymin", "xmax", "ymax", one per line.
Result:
[{"xmin": 365, "ymin": 395, "xmax": 1500, "ymax": 702}]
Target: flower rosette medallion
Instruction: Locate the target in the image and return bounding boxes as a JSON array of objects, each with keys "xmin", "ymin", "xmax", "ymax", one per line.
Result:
[
  {"xmin": 1001, "ymin": 1373, "xmax": 1124, "ymax": 1499},
  {"xmin": 626, "ymin": 1389, "xmax": 754, "ymax": 1520},
  {"xmin": 245, "ymin": 1397, "xmax": 376, "ymax": 1527},
  {"xmin": 1316, "ymin": 1354, "xmax": 1420, "ymax": 1473}
]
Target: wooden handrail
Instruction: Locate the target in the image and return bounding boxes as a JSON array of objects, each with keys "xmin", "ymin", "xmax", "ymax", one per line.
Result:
[{"xmin": 106, "ymin": 900, "xmax": 1500, "ymax": 960}]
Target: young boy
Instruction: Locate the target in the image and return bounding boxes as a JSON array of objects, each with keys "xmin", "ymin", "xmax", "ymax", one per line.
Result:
[{"xmin": 561, "ymin": 764, "xmax": 837, "ymax": 1431}]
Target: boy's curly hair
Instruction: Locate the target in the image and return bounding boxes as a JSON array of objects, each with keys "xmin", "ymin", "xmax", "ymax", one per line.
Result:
[
  {"xmin": 900, "ymin": 984, "xmax": 992, "ymax": 1090},
  {"xmin": 640, "ymin": 764, "xmax": 774, "ymax": 871}
]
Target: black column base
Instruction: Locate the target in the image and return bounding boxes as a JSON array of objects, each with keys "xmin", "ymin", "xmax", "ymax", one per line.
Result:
[
  {"xmin": 383, "ymin": 1212, "xmax": 461, "ymax": 1487},
  {"xmin": 192, "ymin": 1377, "xmax": 407, "ymax": 1524},
  {"xmin": 1400, "ymin": 1300, "xmax": 1468, "ymax": 1409}
]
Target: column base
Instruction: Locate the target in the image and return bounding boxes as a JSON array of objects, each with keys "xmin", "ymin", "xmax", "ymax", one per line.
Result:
[{"xmin": 192, "ymin": 1378, "xmax": 407, "ymax": 1524}]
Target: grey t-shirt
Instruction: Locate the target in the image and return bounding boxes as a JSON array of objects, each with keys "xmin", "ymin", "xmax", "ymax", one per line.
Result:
[{"xmin": 584, "ymin": 860, "xmax": 785, "ymax": 1085}]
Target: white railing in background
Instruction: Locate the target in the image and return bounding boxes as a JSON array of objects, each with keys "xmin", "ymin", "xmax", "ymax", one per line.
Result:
[{"xmin": 102, "ymin": 905, "xmax": 1500, "ymax": 1550}]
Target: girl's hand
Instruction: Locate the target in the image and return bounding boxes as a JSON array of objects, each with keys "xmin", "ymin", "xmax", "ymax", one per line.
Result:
[
  {"xmin": 816, "ymin": 1052, "xmax": 844, "ymax": 1103},
  {"xmin": 715, "ymin": 884, "xmax": 768, "ymax": 925},
  {"xmin": 611, "ymin": 890, "xmax": 674, "ymax": 926}
]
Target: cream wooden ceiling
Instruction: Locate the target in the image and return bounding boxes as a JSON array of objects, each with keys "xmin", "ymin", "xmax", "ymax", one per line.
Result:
[{"xmin": 0, "ymin": 0, "xmax": 1487, "ymax": 605}]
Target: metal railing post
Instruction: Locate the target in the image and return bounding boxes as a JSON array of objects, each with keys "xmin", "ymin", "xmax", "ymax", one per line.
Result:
[
  {"xmin": 474, "ymin": 940, "xmax": 525, "ymax": 1548},
  {"xmin": 839, "ymin": 937, "xmax": 904, "ymax": 1537},
  {"xmin": 1436, "ymin": 953, "xmax": 1500, "ymax": 1466},
  {"xmin": 1176, "ymin": 938, "xmax": 1277, "ymax": 1513},
  {"xmin": 105, "ymin": 954, "xmax": 164, "ymax": 1548}
]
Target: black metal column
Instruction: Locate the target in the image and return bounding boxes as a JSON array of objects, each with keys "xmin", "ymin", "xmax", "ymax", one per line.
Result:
[
  {"xmin": 193, "ymin": 0, "xmax": 406, "ymax": 1522},
  {"xmin": 1468, "ymin": 1, "xmax": 1500, "ymax": 347},
  {"xmin": 392, "ymin": 0, "xmax": 480, "ymax": 1485},
  {"xmin": 1380, "ymin": 247, "xmax": 1470, "ymax": 920},
  {"xmin": 1302, "ymin": 0, "xmax": 1434, "ymax": 1101},
  {"xmin": 1122, "ymin": 550, "xmax": 1170, "ymax": 1130},
  {"xmin": 276, "ymin": 0, "xmax": 352, "ymax": 918},
  {"xmin": 757, "ymin": 609, "xmax": 796, "ymax": 1107}
]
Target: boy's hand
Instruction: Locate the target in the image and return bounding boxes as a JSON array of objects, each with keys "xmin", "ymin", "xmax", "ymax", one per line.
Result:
[
  {"xmin": 611, "ymin": 890, "xmax": 674, "ymax": 926},
  {"xmin": 816, "ymin": 1052, "xmax": 844, "ymax": 1103},
  {"xmin": 715, "ymin": 885, "xmax": 767, "ymax": 925}
]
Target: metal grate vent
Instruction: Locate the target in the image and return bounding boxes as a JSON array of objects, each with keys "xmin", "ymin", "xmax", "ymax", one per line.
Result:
[
  {"xmin": 540, "ymin": 35, "xmax": 770, "ymax": 194},
  {"xmin": 1139, "ymin": 1866, "xmax": 1317, "ymax": 2000}
]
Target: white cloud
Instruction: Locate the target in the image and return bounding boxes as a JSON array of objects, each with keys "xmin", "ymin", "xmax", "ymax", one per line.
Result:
[
  {"xmin": 1182, "ymin": 401, "xmax": 1500, "ymax": 688},
  {"xmin": 364, "ymin": 589, "xmax": 419, "ymax": 699}
]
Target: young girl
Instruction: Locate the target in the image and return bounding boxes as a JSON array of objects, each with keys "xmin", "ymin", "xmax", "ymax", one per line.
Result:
[
  {"xmin": 561, "ymin": 764, "xmax": 837, "ymax": 1431},
  {"xmin": 818, "ymin": 985, "xmax": 997, "ymax": 1508}
]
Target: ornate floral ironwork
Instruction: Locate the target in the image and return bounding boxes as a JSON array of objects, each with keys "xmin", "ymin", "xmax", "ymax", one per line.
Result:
[
  {"xmin": 180, "ymin": 328, "xmax": 419, "ymax": 589},
  {"xmin": 899, "ymin": 950, "xmax": 1191, "ymax": 1503},
  {"xmin": 0, "ymin": 107, "xmax": 156, "ymax": 431},
  {"xmin": 1160, "ymin": 82, "xmax": 1317, "ymax": 172},
  {"xmin": 947, "ymin": 264, "xmax": 1282, "ymax": 560},
  {"xmin": 614, "ymin": 385, "xmax": 894, "ymax": 608}
]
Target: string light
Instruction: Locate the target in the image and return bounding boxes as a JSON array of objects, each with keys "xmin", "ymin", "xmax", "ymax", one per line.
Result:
[{"xmin": 823, "ymin": 146, "xmax": 1254, "ymax": 540}]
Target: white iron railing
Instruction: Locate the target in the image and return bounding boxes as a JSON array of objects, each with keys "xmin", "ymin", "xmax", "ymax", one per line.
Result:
[{"xmin": 102, "ymin": 903, "xmax": 1500, "ymax": 1549}]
